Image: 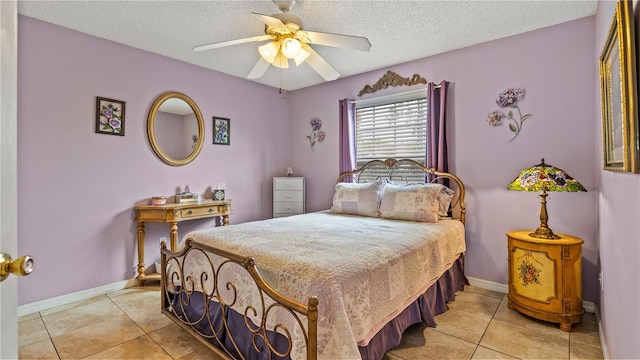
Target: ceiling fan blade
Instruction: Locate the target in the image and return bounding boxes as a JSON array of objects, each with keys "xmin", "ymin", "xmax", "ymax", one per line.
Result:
[
  {"xmin": 247, "ymin": 58, "xmax": 272, "ymax": 79},
  {"xmin": 304, "ymin": 30, "xmax": 371, "ymax": 51},
  {"xmin": 193, "ymin": 35, "xmax": 273, "ymax": 52},
  {"xmin": 251, "ymin": 13, "xmax": 288, "ymax": 33},
  {"xmin": 301, "ymin": 43, "xmax": 340, "ymax": 81}
]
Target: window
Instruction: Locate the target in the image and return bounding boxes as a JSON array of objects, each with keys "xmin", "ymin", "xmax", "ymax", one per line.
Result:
[{"xmin": 355, "ymin": 90, "xmax": 427, "ymax": 182}]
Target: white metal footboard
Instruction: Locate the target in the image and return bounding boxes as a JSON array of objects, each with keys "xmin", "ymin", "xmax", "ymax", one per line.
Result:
[{"xmin": 160, "ymin": 239, "xmax": 318, "ymax": 360}]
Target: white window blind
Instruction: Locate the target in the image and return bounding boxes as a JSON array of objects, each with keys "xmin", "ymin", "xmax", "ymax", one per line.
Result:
[{"xmin": 355, "ymin": 90, "xmax": 427, "ymax": 183}]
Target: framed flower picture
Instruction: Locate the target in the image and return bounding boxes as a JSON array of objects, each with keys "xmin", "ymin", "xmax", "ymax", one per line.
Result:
[
  {"xmin": 213, "ymin": 117, "xmax": 230, "ymax": 145},
  {"xmin": 95, "ymin": 97, "xmax": 126, "ymax": 136},
  {"xmin": 599, "ymin": 0, "xmax": 639, "ymax": 173}
]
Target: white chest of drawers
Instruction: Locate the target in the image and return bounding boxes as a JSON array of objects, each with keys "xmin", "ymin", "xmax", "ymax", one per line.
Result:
[{"xmin": 273, "ymin": 177, "xmax": 305, "ymax": 218}]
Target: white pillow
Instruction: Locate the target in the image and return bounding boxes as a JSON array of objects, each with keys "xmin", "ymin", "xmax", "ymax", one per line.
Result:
[
  {"xmin": 379, "ymin": 183, "xmax": 446, "ymax": 222},
  {"xmin": 330, "ymin": 180, "xmax": 384, "ymax": 217},
  {"xmin": 385, "ymin": 182, "xmax": 455, "ymax": 217}
]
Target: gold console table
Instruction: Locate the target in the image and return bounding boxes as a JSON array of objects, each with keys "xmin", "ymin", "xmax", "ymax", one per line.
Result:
[{"xmin": 135, "ymin": 200, "xmax": 232, "ymax": 285}]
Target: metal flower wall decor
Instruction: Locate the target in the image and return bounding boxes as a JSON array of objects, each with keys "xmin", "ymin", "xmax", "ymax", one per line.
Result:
[
  {"xmin": 307, "ymin": 117, "xmax": 325, "ymax": 152},
  {"xmin": 486, "ymin": 88, "xmax": 532, "ymax": 142}
]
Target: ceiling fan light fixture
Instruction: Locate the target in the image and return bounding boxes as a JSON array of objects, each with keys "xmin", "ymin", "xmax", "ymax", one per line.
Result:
[
  {"xmin": 293, "ymin": 48, "xmax": 310, "ymax": 66},
  {"xmin": 196, "ymin": 1, "xmax": 370, "ymax": 83},
  {"xmin": 272, "ymin": 51, "xmax": 289, "ymax": 68},
  {"xmin": 281, "ymin": 37, "xmax": 302, "ymax": 59},
  {"xmin": 258, "ymin": 41, "xmax": 279, "ymax": 63}
]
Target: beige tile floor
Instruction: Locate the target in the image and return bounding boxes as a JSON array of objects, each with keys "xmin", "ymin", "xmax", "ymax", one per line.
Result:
[{"xmin": 18, "ymin": 285, "xmax": 603, "ymax": 360}]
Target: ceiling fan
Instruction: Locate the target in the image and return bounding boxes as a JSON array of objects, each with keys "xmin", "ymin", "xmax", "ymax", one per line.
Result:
[{"xmin": 193, "ymin": 0, "xmax": 371, "ymax": 82}]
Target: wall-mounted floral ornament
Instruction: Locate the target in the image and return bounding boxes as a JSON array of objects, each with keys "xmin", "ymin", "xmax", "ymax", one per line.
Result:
[
  {"xmin": 486, "ymin": 88, "xmax": 532, "ymax": 142},
  {"xmin": 307, "ymin": 117, "xmax": 325, "ymax": 152}
]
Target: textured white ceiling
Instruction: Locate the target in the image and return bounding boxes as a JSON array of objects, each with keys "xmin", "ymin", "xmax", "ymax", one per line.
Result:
[{"xmin": 18, "ymin": 0, "xmax": 598, "ymax": 91}]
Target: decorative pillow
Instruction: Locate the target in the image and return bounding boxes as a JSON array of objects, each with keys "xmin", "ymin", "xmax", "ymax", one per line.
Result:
[
  {"xmin": 330, "ymin": 180, "xmax": 384, "ymax": 217},
  {"xmin": 385, "ymin": 182, "xmax": 455, "ymax": 217},
  {"xmin": 379, "ymin": 183, "xmax": 446, "ymax": 222},
  {"xmin": 436, "ymin": 185, "xmax": 455, "ymax": 217}
]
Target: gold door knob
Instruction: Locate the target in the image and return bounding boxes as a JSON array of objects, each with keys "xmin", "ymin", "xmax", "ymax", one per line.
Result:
[{"xmin": 0, "ymin": 253, "xmax": 34, "ymax": 282}]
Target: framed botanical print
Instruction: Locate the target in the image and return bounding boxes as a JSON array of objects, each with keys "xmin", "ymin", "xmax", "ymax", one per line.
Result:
[
  {"xmin": 95, "ymin": 97, "xmax": 125, "ymax": 136},
  {"xmin": 599, "ymin": 0, "xmax": 639, "ymax": 173},
  {"xmin": 213, "ymin": 117, "xmax": 230, "ymax": 145}
]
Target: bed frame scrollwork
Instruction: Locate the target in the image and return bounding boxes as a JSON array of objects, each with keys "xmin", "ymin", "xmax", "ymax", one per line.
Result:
[{"xmin": 160, "ymin": 239, "xmax": 318, "ymax": 360}]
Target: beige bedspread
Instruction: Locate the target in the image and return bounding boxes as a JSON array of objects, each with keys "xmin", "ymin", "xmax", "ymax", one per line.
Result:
[{"xmin": 180, "ymin": 211, "xmax": 465, "ymax": 359}]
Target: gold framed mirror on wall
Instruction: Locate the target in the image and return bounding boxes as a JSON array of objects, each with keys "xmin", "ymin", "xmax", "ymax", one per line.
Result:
[
  {"xmin": 147, "ymin": 91, "xmax": 205, "ymax": 166},
  {"xmin": 599, "ymin": 0, "xmax": 639, "ymax": 173}
]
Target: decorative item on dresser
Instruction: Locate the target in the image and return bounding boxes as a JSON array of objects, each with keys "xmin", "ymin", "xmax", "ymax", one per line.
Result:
[
  {"xmin": 506, "ymin": 158, "xmax": 587, "ymax": 331},
  {"xmin": 273, "ymin": 176, "xmax": 305, "ymax": 217},
  {"xmin": 134, "ymin": 199, "xmax": 231, "ymax": 285}
]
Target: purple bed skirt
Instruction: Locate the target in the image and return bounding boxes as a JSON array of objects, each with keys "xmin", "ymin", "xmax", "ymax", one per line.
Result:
[
  {"xmin": 358, "ymin": 256, "xmax": 466, "ymax": 359},
  {"xmin": 169, "ymin": 256, "xmax": 466, "ymax": 360}
]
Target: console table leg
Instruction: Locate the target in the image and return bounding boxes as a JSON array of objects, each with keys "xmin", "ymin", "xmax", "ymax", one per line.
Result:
[
  {"xmin": 136, "ymin": 222, "xmax": 145, "ymax": 286},
  {"xmin": 170, "ymin": 222, "xmax": 178, "ymax": 251}
]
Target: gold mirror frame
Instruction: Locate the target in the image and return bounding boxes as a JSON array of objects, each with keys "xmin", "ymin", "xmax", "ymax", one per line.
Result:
[
  {"xmin": 599, "ymin": 0, "xmax": 639, "ymax": 173},
  {"xmin": 147, "ymin": 92, "xmax": 205, "ymax": 166}
]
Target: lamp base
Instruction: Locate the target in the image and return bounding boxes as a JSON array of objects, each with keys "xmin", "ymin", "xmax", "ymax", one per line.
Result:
[
  {"xmin": 529, "ymin": 226, "xmax": 561, "ymax": 239},
  {"xmin": 529, "ymin": 191, "xmax": 561, "ymax": 239}
]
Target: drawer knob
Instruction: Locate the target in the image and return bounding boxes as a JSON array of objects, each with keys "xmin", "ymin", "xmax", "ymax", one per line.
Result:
[
  {"xmin": 208, "ymin": 208, "xmax": 213, "ymax": 212},
  {"xmin": 187, "ymin": 210, "xmax": 192, "ymax": 215}
]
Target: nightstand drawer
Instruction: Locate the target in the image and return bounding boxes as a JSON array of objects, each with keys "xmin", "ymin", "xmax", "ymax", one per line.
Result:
[
  {"xmin": 274, "ymin": 202, "xmax": 303, "ymax": 214},
  {"xmin": 274, "ymin": 190, "xmax": 303, "ymax": 202},
  {"xmin": 181, "ymin": 206, "xmax": 217, "ymax": 219},
  {"xmin": 274, "ymin": 178, "xmax": 304, "ymax": 191}
]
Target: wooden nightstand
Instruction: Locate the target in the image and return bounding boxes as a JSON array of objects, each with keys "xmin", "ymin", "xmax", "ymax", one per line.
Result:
[{"xmin": 507, "ymin": 230, "xmax": 584, "ymax": 331}]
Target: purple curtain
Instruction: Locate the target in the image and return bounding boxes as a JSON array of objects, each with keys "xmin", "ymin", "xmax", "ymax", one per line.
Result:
[
  {"xmin": 426, "ymin": 81, "xmax": 449, "ymax": 173},
  {"xmin": 339, "ymin": 99, "xmax": 356, "ymax": 181}
]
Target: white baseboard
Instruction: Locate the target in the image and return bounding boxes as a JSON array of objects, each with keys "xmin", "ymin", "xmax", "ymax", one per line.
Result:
[
  {"xmin": 466, "ymin": 276, "xmax": 596, "ymax": 313},
  {"xmin": 467, "ymin": 276, "xmax": 509, "ymax": 294},
  {"xmin": 595, "ymin": 307, "xmax": 610, "ymax": 359},
  {"xmin": 18, "ymin": 278, "xmax": 137, "ymax": 317}
]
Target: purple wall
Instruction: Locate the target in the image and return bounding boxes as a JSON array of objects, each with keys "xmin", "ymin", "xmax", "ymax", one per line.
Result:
[
  {"xmin": 594, "ymin": 1, "xmax": 640, "ymax": 358},
  {"xmin": 17, "ymin": 7, "xmax": 640, "ymax": 357},
  {"xmin": 289, "ymin": 17, "xmax": 599, "ymax": 302},
  {"xmin": 17, "ymin": 16, "xmax": 291, "ymax": 305}
]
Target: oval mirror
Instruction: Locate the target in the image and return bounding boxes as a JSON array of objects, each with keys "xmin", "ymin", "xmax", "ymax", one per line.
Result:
[{"xmin": 147, "ymin": 92, "xmax": 205, "ymax": 166}]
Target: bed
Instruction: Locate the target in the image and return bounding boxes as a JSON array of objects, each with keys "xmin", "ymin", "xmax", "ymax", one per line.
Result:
[{"xmin": 160, "ymin": 158, "xmax": 467, "ymax": 360}]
